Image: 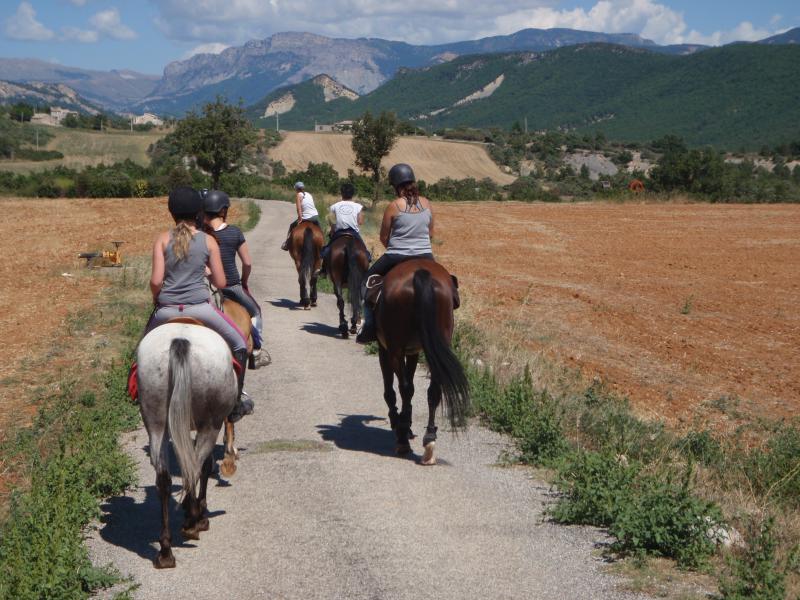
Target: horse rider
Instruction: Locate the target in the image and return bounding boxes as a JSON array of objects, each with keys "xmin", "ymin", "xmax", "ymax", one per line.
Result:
[
  {"xmin": 356, "ymin": 163, "xmax": 435, "ymax": 344},
  {"xmin": 319, "ymin": 182, "xmax": 370, "ymax": 275},
  {"xmin": 202, "ymin": 189, "xmax": 270, "ymax": 368},
  {"xmin": 143, "ymin": 186, "xmax": 253, "ymax": 422},
  {"xmin": 281, "ymin": 181, "xmax": 320, "ymax": 250}
]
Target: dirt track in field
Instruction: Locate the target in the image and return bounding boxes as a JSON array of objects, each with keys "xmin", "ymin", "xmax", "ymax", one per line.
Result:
[
  {"xmin": 269, "ymin": 131, "xmax": 516, "ymax": 185},
  {"xmin": 431, "ymin": 201, "xmax": 800, "ymax": 427}
]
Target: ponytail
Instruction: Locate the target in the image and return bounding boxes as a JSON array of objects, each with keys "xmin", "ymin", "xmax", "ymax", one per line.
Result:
[
  {"xmin": 398, "ymin": 182, "xmax": 420, "ymax": 208},
  {"xmin": 171, "ymin": 221, "xmax": 193, "ymax": 261}
]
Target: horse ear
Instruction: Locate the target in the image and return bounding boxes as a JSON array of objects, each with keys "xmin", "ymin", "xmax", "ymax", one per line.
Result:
[{"xmin": 450, "ymin": 275, "xmax": 459, "ymax": 289}]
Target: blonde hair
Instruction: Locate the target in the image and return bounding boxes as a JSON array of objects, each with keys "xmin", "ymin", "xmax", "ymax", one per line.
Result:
[{"xmin": 171, "ymin": 221, "xmax": 193, "ymax": 260}]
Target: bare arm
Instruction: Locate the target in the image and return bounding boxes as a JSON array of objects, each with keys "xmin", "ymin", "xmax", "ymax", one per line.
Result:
[
  {"xmin": 149, "ymin": 232, "xmax": 168, "ymax": 303},
  {"xmin": 379, "ymin": 202, "xmax": 398, "ymax": 248},
  {"xmin": 426, "ymin": 198, "xmax": 435, "ymax": 241},
  {"xmin": 357, "ymin": 210, "xmax": 365, "ymax": 226},
  {"xmin": 206, "ymin": 236, "xmax": 227, "ymax": 289},
  {"xmin": 238, "ymin": 241, "xmax": 253, "ymax": 287},
  {"xmin": 295, "ymin": 192, "xmax": 304, "ymax": 222}
]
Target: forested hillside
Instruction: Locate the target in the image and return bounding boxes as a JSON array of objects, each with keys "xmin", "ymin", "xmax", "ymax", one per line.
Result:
[{"xmin": 253, "ymin": 43, "xmax": 800, "ymax": 149}]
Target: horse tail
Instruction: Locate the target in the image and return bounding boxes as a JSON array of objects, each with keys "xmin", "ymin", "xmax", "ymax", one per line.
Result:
[
  {"xmin": 413, "ymin": 269, "xmax": 469, "ymax": 429},
  {"xmin": 346, "ymin": 237, "xmax": 364, "ymax": 318},
  {"xmin": 167, "ymin": 338, "xmax": 199, "ymax": 499},
  {"xmin": 300, "ymin": 226, "xmax": 315, "ymax": 287}
]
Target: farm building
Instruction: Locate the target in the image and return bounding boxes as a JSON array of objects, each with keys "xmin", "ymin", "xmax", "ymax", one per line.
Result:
[{"xmin": 133, "ymin": 113, "xmax": 164, "ymax": 126}]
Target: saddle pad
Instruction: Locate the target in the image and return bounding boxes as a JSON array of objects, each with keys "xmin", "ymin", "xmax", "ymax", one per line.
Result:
[{"xmin": 167, "ymin": 317, "xmax": 205, "ymax": 326}]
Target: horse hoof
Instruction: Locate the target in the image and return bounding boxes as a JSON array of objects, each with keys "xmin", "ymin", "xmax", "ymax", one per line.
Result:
[
  {"xmin": 349, "ymin": 326, "xmax": 357, "ymax": 334},
  {"xmin": 421, "ymin": 442, "xmax": 436, "ymax": 465},
  {"xmin": 310, "ymin": 301, "xmax": 317, "ymax": 307},
  {"xmin": 395, "ymin": 442, "xmax": 412, "ymax": 455},
  {"xmin": 408, "ymin": 429, "xmax": 416, "ymax": 440},
  {"xmin": 220, "ymin": 456, "xmax": 237, "ymax": 477},
  {"xmin": 182, "ymin": 526, "xmax": 200, "ymax": 541},
  {"xmin": 197, "ymin": 518, "xmax": 209, "ymax": 532},
  {"xmin": 303, "ymin": 305, "xmax": 311, "ymax": 311},
  {"xmin": 154, "ymin": 553, "xmax": 176, "ymax": 569}
]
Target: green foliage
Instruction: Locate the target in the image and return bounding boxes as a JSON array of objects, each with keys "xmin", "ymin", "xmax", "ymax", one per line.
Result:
[
  {"xmin": 351, "ymin": 110, "xmax": 398, "ymax": 203},
  {"xmin": 508, "ymin": 177, "xmax": 560, "ymax": 202},
  {"xmin": 425, "ymin": 177, "xmax": 501, "ymax": 201},
  {"xmin": 173, "ymin": 96, "xmax": 256, "ymax": 187},
  {"xmin": 283, "ymin": 162, "xmax": 342, "ymax": 194},
  {"xmin": 719, "ymin": 518, "xmax": 797, "ymax": 600},
  {"xmin": 0, "ymin": 357, "xmax": 140, "ymax": 598},
  {"xmin": 742, "ymin": 425, "xmax": 800, "ymax": 508}
]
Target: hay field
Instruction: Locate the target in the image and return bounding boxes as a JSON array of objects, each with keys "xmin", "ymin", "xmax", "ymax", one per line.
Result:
[
  {"xmin": 0, "ymin": 128, "xmax": 166, "ymax": 173},
  {"xmin": 270, "ymin": 131, "xmax": 516, "ymax": 185},
  {"xmin": 428, "ymin": 202, "xmax": 800, "ymax": 428}
]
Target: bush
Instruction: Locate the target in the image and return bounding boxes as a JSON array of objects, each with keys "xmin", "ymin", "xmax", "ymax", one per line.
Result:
[
  {"xmin": 425, "ymin": 177, "xmax": 500, "ymax": 202},
  {"xmin": 508, "ymin": 177, "xmax": 560, "ymax": 202}
]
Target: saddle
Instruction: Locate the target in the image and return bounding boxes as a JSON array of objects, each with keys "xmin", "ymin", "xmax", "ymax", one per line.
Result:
[{"xmin": 364, "ymin": 273, "xmax": 460, "ymax": 310}]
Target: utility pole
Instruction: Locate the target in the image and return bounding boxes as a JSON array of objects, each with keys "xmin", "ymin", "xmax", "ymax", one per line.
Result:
[
  {"xmin": 524, "ymin": 117, "xmax": 528, "ymax": 134},
  {"xmin": 35, "ymin": 128, "xmax": 39, "ymax": 150},
  {"xmin": 276, "ymin": 113, "xmax": 279, "ymax": 132}
]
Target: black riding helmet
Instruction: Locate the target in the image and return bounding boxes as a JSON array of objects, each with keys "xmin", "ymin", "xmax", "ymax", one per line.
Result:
[
  {"xmin": 168, "ymin": 186, "xmax": 203, "ymax": 219},
  {"xmin": 388, "ymin": 163, "xmax": 415, "ymax": 189},
  {"xmin": 203, "ymin": 189, "xmax": 230, "ymax": 214}
]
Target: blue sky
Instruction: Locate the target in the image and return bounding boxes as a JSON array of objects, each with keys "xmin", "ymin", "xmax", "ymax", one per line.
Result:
[{"xmin": 1, "ymin": 0, "xmax": 797, "ymax": 75}]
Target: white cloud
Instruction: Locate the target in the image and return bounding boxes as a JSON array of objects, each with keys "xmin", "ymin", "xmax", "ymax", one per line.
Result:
[
  {"xmin": 4, "ymin": 1, "xmax": 55, "ymax": 41},
  {"xmin": 148, "ymin": 0, "xmax": 785, "ymax": 48},
  {"xmin": 183, "ymin": 43, "xmax": 231, "ymax": 59},
  {"xmin": 89, "ymin": 8, "xmax": 137, "ymax": 40},
  {"xmin": 61, "ymin": 26, "xmax": 99, "ymax": 43}
]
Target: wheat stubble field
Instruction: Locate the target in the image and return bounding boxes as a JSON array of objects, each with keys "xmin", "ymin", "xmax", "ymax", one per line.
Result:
[
  {"xmin": 270, "ymin": 131, "xmax": 517, "ymax": 184},
  {"xmin": 2, "ymin": 197, "xmax": 798, "ymax": 439},
  {"xmin": 431, "ymin": 202, "xmax": 800, "ymax": 428}
]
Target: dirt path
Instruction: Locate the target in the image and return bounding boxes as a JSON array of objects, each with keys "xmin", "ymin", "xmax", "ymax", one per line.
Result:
[{"xmin": 87, "ymin": 201, "xmax": 645, "ymax": 600}]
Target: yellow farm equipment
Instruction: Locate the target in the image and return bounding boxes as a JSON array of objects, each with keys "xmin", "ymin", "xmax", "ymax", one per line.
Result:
[{"xmin": 78, "ymin": 241, "xmax": 124, "ymax": 268}]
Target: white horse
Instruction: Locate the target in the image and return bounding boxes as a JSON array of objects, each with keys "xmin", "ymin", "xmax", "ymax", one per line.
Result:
[{"xmin": 137, "ymin": 322, "xmax": 237, "ymax": 569}]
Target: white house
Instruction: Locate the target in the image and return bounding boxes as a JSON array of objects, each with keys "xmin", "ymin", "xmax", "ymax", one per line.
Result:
[{"xmin": 133, "ymin": 113, "xmax": 164, "ymax": 127}]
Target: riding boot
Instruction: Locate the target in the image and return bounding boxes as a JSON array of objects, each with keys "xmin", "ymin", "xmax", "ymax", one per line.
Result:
[
  {"xmin": 355, "ymin": 305, "xmax": 377, "ymax": 344},
  {"xmin": 229, "ymin": 349, "xmax": 254, "ymax": 423},
  {"xmin": 280, "ymin": 237, "xmax": 290, "ymax": 251}
]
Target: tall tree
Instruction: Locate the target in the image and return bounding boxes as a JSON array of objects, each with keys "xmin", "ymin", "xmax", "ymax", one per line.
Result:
[
  {"xmin": 174, "ymin": 97, "xmax": 255, "ymax": 188},
  {"xmin": 351, "ymin": 111, "xmax": 398, "ymax": 205}
]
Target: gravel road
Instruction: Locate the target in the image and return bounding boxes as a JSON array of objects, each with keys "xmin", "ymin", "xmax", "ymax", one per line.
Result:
[{"xmin": 87, "ymin": 200, "xmax": 647, "ymax": 600}]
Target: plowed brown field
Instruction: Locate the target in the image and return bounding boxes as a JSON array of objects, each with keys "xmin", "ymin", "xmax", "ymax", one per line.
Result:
[
  {"xmin": 433, "ymin": 202, "xmax": 800, "ymax": 426},
  {"xmin": 270, "ymin": 132, "xmax": 516, "ymax": 185}
]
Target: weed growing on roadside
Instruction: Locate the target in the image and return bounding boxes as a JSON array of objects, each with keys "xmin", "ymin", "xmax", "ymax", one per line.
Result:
[
  {"xmin": 681, "ymin": 295, "xmax": 694, "ymax": 315},
  {"xmin": 719, "ymin": 517, "xmax": 798, "ymax": 600}
]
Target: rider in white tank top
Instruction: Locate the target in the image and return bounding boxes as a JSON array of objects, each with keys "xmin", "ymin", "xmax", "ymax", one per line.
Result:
[{"xmin": 300, "ymin": 191, "xmax": 318, "ymax": 220}]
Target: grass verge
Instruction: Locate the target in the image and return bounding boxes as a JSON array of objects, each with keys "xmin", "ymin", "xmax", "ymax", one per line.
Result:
[
  {"xmin": 453, "ymin": 321, "xmax": 800, "ymax": 597},
  {"xmin": 0, "ymin": 262, "xmax": 151, "ymax": 598}
]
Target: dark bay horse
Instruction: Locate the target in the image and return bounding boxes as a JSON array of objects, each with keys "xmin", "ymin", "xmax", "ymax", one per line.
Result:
[
  {"xmin": 288, "ymin": 220, "xmax": 324, "ymax": 309},
  {"xmin": 136, "ymin": 323, "xmax": 237, "ymax": 568},
  {"xmin": 219, "ymin": 299, "xmax": 252, "ymax": 477},
  {"xmin": 376, "ymin": 259, "xmax": 469, "ymax": 464},
  {"xmin": 326, "ymin": 234, "xmax": 369, "ymax": 337}
]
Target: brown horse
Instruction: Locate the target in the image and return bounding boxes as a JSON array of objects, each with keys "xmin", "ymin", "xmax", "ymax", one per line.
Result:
[
  {"xmin": 325, "ymin": 234, "xmax": 369, "ymax": 337},
  {"xmin": 288, "ymin": 221, "xmax": 324, "ymax": 309},
  {"xmin": 218, "ymin": 299, "xmax": 253, "ymax": 478},
  {"xmin": 375, "ymin": 258, "xmax": 469, "ymax": 465}
]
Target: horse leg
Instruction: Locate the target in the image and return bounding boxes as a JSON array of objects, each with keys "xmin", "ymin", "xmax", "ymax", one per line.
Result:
[
  {"xmin": 194, "ymin": 453, "xmax": 213, "ymax": 533},
  {"xmin": 378, "ymin": 346, "xmax": 399, "ymax": 430},
  {"xmin": 335, "ymin": 283, "xmax": 348, "ymax": 337},
  {"xmin": 154, "ymin": 468, "xmax": 175, "ymax": 568},
  {"xmin": 220, "ymin": 418, "xmax": 237, "ymax": 478},
  {"xmin": 422, "ymin": 380, "xmax": 442, "ymax": 466},
  {"xmin": 182, "ymin": 429, "xmax": 216, "ymax": 539},
  {"xmin": 395, "ymin": 353, "xmax": 418, "ymax": 455},
  {"xmin": 298, "ymin": 271, "xmax": 309, "ymax": 308},
  {"xmin": 310, "ymin": 271, "xmax": 319, "ymax": 307}
]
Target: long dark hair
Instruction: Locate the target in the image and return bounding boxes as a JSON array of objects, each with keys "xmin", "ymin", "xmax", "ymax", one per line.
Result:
[{"xmin": 397, "ymin": 181, "xmax": 420, "ymax": 208}]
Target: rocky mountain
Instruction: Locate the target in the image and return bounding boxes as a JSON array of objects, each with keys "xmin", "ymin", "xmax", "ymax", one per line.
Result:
[
  {"xmin": 250, "ymin": 43, "xmax": 800, "ymax": 149},
  {"xmin": 0, "ymin": 80, "xmax": 102, "ymax": 114},
  {"xmin": 136, "ymin": 28, "xmax": 708, "ymax": 115},
  {"xmin": 0, "ymin": 58, "xmax": 159, "ymax": 110}
]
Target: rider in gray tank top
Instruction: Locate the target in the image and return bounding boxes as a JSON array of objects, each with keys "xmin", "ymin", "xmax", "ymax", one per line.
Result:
[
  {"xmin": 386, "ymin": 208, "xmax": 432, "ymax": 255},
  {"xmin": 158, "ymin": 232, "xmax": 210, "ymax": 305}
]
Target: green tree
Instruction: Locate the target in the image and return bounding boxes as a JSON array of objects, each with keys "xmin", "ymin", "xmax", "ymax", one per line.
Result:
[
  {"xmin": 351, "ymin": 110, "xmax": 398, "ymax": 205},
  {"xmin": 174, "ymin": 97, "xmax": 256, "ymax": 188}
]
